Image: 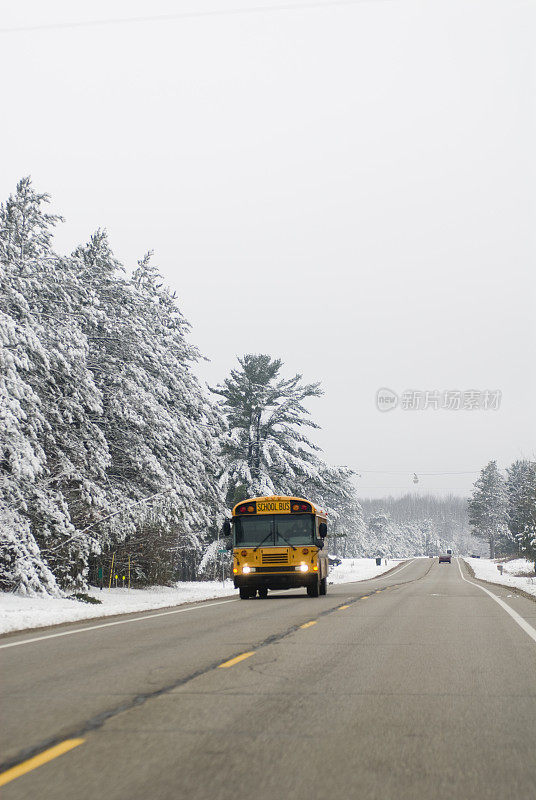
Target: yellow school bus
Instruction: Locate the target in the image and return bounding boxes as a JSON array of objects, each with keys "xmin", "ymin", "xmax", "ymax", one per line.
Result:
[{"xmin": 223, "ymin": 495, "xmax": 329, "ymax": 599}]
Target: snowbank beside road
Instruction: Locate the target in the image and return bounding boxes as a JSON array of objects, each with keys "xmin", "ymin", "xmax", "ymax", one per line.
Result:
[
  {"xmin": 329, "ymin": 557, "xmax": 404, "ymax": 584},
  {"xmin": 0, "ymin": 581, "xmax": 236, "ymax": 635},
  {"xmin": 464, "ymin": 557, "xmax": 536, "ymax": 599},
  {"xmin": 0, "ymin": 558, "xmax": 409, "ymax": 636}
]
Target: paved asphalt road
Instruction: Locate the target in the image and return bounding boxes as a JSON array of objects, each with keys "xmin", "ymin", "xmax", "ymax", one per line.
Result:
[{"xmin": 1, "ymin": 558, "xmax": 535, "ymax": 800}]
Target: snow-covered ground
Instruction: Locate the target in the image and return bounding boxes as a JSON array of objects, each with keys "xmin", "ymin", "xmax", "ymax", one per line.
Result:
[
  {"xmin": 0, "ymin": 557, "xmax": 407, "ymax": 636},
  {"xmin": 0, "ymin": 581, "xmax": 236, "ymax": 635},
  {"xmin": 329, "ymin": 557, "xmax": 404, "ymax": 585},
  {"xmin": 464, "ymin": 557, "xmax": 536, "ymax": 598}
]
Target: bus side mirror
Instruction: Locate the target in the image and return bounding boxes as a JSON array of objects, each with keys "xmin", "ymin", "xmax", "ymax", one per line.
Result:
[
  {"xmin": 222, "ymin": 520, "xmax": 231, "ymax": 536},
  {"xmin": 316, "ymin": 538, "xmax": 325, "ymax": 550},
  {"xmin": 319, "ymin": 522, "xmax": 327, "ymax": 538}
]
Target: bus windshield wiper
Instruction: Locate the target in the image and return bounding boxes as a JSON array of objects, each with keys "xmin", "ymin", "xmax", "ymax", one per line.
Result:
[
  {"xmin": 275, "ymin": 532, "xmax": 297, "ymax": 551},
  {"xmin": 253, "ymin": 531, "xmax": 274, "ymax": 551}
]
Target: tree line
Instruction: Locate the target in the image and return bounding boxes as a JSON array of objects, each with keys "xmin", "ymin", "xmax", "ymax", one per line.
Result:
[
  {"xmin": 0, "ymin": 178, "xmax": 365, "ymax": 595},
  {"xmin": 358, "ymin": 495, "xmax": 475, "ymax": 558},
  {"xmin": 3, "ymin": 179, "xmax": 532, "ymax": 595},
  {"xmin": 468, "ymin": 459, "xmax": 536, "ymax": 568}
]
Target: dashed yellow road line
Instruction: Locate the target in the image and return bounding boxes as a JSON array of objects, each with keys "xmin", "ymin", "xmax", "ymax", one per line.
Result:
[
  {"xmin": 300, "ymin": 620, "xmax": 318, "ymax": 629},
  {"xmin": 360, "ymin": 596, "xmax": 370, "ymax": 600},
  {"xmin": 218, "ymin": 651, "xmax": 255, "ymax": 668},
  {"xmin": 338, "ymin": 605, "xmax": 349, "ymax": 610},
  {"xmin": 0, "ymin": 739, "xmax": 85, "ymax": 788}
]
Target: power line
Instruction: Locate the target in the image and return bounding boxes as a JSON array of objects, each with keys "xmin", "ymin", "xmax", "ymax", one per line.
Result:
[
  {"xmin": 358, "ymin": 489, "xmax": 473, "ymax": 493},
  {"xmin": 0, "ymin": 0, "xmax": 392, "ymax": 35},
  {"xmin": 356, "ymin": 470, "xmax": 480, "ymax": 476}
]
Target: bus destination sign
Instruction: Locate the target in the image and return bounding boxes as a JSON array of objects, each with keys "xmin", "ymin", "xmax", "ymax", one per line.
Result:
[{"xmin": 256, "ymin": 500, "xmax": 291, "ymax": 514}]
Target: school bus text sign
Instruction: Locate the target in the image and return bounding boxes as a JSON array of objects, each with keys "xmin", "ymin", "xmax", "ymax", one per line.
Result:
[{"xmin": 256, "ymin": 500, "xmax": 291, "ymax": 514}]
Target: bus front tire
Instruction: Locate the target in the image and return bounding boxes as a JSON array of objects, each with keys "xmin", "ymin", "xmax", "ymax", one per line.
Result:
[
  {"xmin": 307, "ymin": 579, "xmax": 320, "ymax": 597},
  {"xmin": 258, "ymin": 587, "xmax": 268, "ymax": 599},
  {"xmin": 239, "ymin": 587, "xmax": 253, "ymax": 599},
  {"xmin": 319, "ymin": 577, "xmax": 327, "ymax": 595}
]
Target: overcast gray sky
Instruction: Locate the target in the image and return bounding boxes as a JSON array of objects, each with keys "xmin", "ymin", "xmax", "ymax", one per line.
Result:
[{"xmin": 2, "ymin": 0, "xmax": 535, "ymax": 497}]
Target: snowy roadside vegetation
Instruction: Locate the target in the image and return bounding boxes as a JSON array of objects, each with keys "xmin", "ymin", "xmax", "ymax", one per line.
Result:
[
  {"xmin": 0, "ymin": 178, "xmax": 379, "ymax": 597},
  {"xmin": 467, "ymin": 460, "xmax": 536, "ymax": 570},
  {"xmin": 0, "ymin": 557, "xmax": 403, "ymax": 635},
  {"xmin": 1, "ymin": 179, "xmax": 225, "ymax": 596},
  {"xmin": 463, "ymin": 557, "xmax": 536, "ymax": 599},
  {"xmin": 1, "ymin": 178, "xmax": 534, "ymax": 603}
]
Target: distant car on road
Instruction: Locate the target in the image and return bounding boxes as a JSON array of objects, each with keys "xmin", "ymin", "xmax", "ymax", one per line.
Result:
[
  {"xmin": 328, "ymin": 555, "xmax": 342, "ymax": 567},
  {"xmin": 438, "ymin": 554, "xmax": 452, "ymax": 564}
]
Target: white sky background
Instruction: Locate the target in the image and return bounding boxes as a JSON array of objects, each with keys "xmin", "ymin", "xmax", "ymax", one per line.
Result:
[{"xmin": 1, "ymin": 0, "xmax": 535, "ymax": 498}]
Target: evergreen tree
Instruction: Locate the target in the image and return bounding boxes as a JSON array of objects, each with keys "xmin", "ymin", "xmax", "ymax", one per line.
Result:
[
  {"xmin": 212, "ymin": 354, "xmax": 323, "ymax": 501},
  {"xmin": 1, "ymin": 178, "xmax": 226, "ymax": 592},
  {"xmin": 0, "ymin": 177, "xmax": 63, "ymax": 264},
  {"xmin": 506, "ymin": 460, "xmax": 536, "ymax": 571},
  {"xmin": 298, "ymin": 464, "xmax": 366, "ymax": 556},
  {"xmin": 0, "ymin": 505, "xmax": 58, "ymax": 594},
  {"xmin": 0, "ymin": 177, "xmax": 105, "ymax": 591},
  {"xmin": 468, "ymin": 461, "xmax": 510, "ymax": 558},
  {"xmin": 70, "ymin": 240, "xmax": 226, "ymax": 566},
  {"xmin": 366, "ymin": 511, "xmax": 394, "ymax": 557}
]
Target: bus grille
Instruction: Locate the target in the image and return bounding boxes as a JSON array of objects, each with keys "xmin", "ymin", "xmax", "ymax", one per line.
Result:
[
  {"xmin": 256, "ymin": 566, "xmax": 294, "ymax": 573},
  {"xmin": 261, "ymin": 552, "xmax": 289, "ymax": 565}
]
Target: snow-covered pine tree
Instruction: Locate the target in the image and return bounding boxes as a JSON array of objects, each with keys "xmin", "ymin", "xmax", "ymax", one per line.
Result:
[
  {"xmin": 297, "ymin": 463, "xmax": 366, "ymax": 556},
  {"xmin": 1, "ymin": 178, "xmax": 226, "ymax": 591},
  {"xmin": 396, "ymin": 522, "xmax": 422, "ymax": 557},
  {"xmin": 211, "ymin": 354, "xmax": 323, "ymax": 502},
  {"xmin": 67, "ymin": 240, "xmax": 226, "ymax": 577},
  {"xmin": 0, "ymin": 504, "xmax": 59, "ymax": 595},
  {"xmin": 506, "ymin": 459, "xmax": 536, "ymax": 571},
  {"xmin": 128, "ymin": 252, "xmax": 226, "ymax": 567},
  {"xmin": 366, "ymin": 511, "xmax": 394, "ymax": 558},
  {"xmin": 1, "ymin": 178, "xmax": 109, "ymax": 592},
  {"xmin": 468, "ymin": 461, "xmax": 510, "ymax": 558}
]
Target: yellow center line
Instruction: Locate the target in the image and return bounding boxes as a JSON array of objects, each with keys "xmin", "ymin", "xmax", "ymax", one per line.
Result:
[
  {"xmin": 361, "ymin": 596, "xmax": 370, "ymax": 600},
  {"xmin": 0, "ymin": 739, "xmax": 85, "ymax": 788},
  {"xmin": 338, "ymin": 605, "xmax": 349, "ymax": 610},
  {"xmin": 218, "ymin": 651, "xmax": 255, "ymax": 668},
  {"xmin": 300, "ymin": 620, "xmax": 318, "ymax": 629}
]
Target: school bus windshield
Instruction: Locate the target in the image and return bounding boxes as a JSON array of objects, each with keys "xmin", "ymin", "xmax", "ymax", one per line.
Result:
[{"xmin": 234, "ymin": 514, "xmax": 315, "ymax": 547}]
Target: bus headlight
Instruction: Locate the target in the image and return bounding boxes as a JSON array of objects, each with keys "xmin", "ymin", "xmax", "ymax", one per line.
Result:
[
  {"xmin": 242, "ymin": 565, "xmax": 255, "ymax": 574},
  {"xmin": 297, "ymin": 563, "xmax": 309, "ymax": 573}
]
